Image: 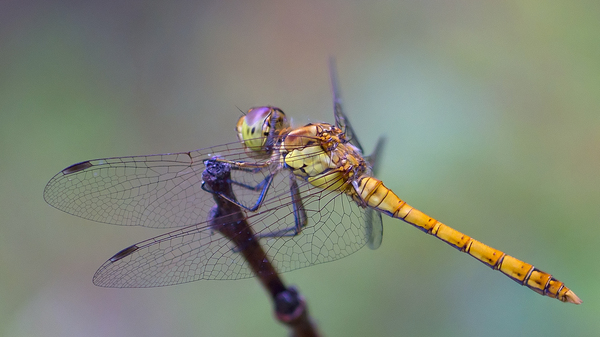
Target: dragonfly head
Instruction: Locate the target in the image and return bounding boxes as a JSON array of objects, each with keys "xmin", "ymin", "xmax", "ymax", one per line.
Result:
[{"xmin": 236, "ymin": 106, "xmax": 289, "ymax": 155}]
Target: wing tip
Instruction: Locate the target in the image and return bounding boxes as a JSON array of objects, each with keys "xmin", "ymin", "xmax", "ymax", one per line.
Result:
[
  {"xmin": 62, "ymin": 161, "xmax": 94, "ymax": 175},
  {"xmin": 109, "ymin": 244, "xmax": 140, "ymax": 262}
]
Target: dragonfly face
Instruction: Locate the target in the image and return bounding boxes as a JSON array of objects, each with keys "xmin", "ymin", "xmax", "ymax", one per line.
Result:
[{"xmin": 236, "ymin": 106, "xmax": 289, "ymax": 157}]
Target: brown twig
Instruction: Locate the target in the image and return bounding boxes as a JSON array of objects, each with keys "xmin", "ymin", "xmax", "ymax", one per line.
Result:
[{"xmin": 202, "ymin": 159, "xmax": 321, "ymax": 337}]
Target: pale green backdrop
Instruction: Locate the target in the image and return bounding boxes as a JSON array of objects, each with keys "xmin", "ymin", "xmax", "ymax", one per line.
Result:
[{"xmin": 1, "ymin": 1, "xmax": 598, "ymax": 336}]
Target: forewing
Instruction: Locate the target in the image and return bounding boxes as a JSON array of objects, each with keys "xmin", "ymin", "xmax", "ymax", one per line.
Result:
[
  {"xmin": 44, "ymin": 141, "xmax": 273, "ymax": 228},
  {"xmin": 329, "ymin": 58, "xmax": 364, "ymax": 153}
]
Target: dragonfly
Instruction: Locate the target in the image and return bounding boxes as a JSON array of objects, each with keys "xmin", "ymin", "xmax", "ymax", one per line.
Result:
[{"xmin": 44, "ymin": 62, "xmax": 581, "ymax": 304}]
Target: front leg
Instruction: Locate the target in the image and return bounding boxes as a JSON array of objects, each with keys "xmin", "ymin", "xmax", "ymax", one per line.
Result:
[
  {"xmin": 202, "ymin": 158, "xmax": 276, "ymax": 212},
  {"xmin": 257, "ymin": 173, "xmax": 308, "ymax": 239},
  {"xmin": 212, "ymin": 157, "xmax": 273, "ymax": 173}
]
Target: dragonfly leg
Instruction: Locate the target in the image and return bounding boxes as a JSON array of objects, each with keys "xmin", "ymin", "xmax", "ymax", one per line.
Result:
[
  {"xmin": 234, "ymin": 174, "xmax": 275, "ymax": 212},
  {"xmin": 229, "ymin": 175, "xmax": 271, "ymax": 192},
  {"xmin": 257, "ymin": 174, "xmax": 308, "ymax": 239},
  {"xmin": 228, "ymin": 174, "xmax": 307, "ymax": 253},
  {"xmin": 202, "ymin": 158, "xmax": 276, "ymax": 212},
  {"xmin": 209, "ymin": 158, "xmax": 272, "ymax": 173}
]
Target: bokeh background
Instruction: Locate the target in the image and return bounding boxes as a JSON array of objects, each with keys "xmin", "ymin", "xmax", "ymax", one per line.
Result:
[{"xmin": 1, "ymin": 1, "xmax": 598, "ymax": 336}]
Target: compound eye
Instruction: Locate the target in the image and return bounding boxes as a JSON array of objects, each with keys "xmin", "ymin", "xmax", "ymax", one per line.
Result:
[
  {"xmin": 236, "ymin": 107, "xmax": 273, "ymax": 153},
  {"xmin": 245, "ymin": 106, "xmax": 272, "ymax": 128}
]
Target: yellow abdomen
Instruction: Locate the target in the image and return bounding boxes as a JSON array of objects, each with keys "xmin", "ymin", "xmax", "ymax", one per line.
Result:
[{"xmin": 355, "ymin": 175, "xmax": 581, "ymax": 304}]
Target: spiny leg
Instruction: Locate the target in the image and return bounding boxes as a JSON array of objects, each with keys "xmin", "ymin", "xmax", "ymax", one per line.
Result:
[
  {"xmin": 202, "ymin": 158, "xmax": 276, "ymax": 211},
  {"xmin": 257, "ymin": 173, "xmax": 308, "ymax": 239}
]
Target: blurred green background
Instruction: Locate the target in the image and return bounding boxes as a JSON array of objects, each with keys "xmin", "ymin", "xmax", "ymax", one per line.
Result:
[{"xmin": 1, "ymin": 1, "xmax": 598, "ymax": 336}]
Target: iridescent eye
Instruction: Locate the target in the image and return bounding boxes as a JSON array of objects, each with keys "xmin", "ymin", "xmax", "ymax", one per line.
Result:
[
  {"xmin": 235, "ymin": 106, "xmax": 290, "ymax": 157},
  {"xmin": 236, "ymin": 107, "xmax": 274, "ymax": 154},
  {"xmin": 245, "ymin": 107, "xmax": 272, "ymax": 127}
]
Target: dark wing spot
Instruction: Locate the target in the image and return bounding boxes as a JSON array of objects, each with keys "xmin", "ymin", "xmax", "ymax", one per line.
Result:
[
  {"xmin": 62, "ymin": 161, "xmax": 93, "ymax": 175},
  {"xmin": 251, "ymin": 126, "xmax": 256, "ymax": 134},
  {"xmin": 109, "ymin": 244, "xmax": 139, "ymax": 262}
]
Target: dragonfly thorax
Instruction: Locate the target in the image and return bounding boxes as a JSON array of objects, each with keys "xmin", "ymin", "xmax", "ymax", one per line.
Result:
[
  {"xmin": 282, "ymin": 123, "xmax": 368, "ymax": 192},
  {"xmin": 236, "ymin": 106, "xmax": 289, "ymax": 157}
]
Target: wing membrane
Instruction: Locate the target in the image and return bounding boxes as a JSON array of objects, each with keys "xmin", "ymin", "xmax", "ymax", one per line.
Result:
[
  {"xmin": 329, "ymin": 58, "xmax": 364, "ymax": 153},
  {"xmin": 44, "ymin": 141, "xmax": 273, "ymax": 228},
  {"xmin": 93, "ymin": 170, "xmax": 374, "ymax": 287}
]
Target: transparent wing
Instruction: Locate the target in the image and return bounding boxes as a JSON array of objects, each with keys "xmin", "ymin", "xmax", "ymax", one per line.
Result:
[
  {"xmin": 93, "ymin": 172, "xmax": 375, "ymax": 287},
  {"xmin": 330, "ymin": 58, "xmax": 384, "ymax": 250},
  {"xmin": 44, "ymin": 141, "xmax": 276, "ymax": 229},
  {"xmin": 364, "ymin": 136, "xmax": 386, "ymax": 250},
  {"xmin": 329, "ymin": 58, "xmax": 364, "ymax": 153},
  {"xmin": 365, "ymin": 208, "xmax": 383, "ymax": 250}
]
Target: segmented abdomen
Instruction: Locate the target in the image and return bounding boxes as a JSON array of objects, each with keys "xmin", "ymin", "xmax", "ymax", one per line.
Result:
[{"xmin": 355, "ymin": 176, "xmax": 581, "ymax": 304}]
